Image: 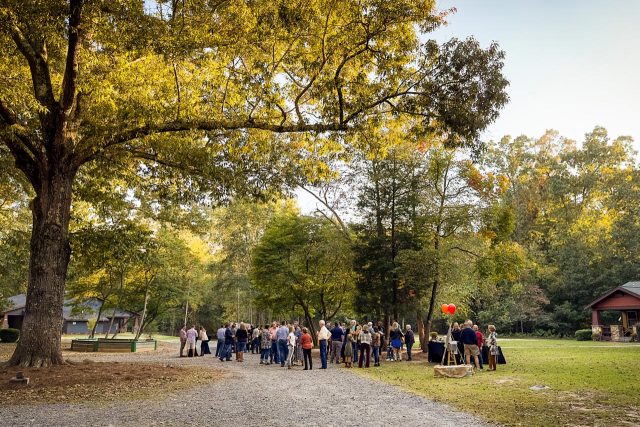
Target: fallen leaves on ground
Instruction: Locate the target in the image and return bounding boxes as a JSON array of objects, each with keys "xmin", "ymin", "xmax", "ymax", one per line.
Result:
[{"xmin": 1, "ymin": 361, "xmax": 219, "ymax": 406}]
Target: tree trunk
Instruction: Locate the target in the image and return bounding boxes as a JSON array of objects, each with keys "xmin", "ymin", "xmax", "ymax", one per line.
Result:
[
  {"xmin": 7, "ymin": 169, "xmax": 76, "ymax": 368},
  {"xmin": 89, "ymin": 302, "xmax": 105, "ymax": 339},
  {"xmin": 135, "ymin": 276, "xmax": 151, "ymax": 340},
  {"xmin": 416, "ymin": 310, "xmax": 427, "ymax": 352}
]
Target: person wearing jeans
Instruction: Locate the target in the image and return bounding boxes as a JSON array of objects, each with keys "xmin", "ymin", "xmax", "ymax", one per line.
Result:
[
  {"xmin": 317, "ymin": 320, "xmax": 330, "ymax": 369},
  {"xmin": 269, "ymin": 322, "xmax": 279, "ymax": 364},
  {"xmin": 219, "ymin": 323, "xmax": 233, "ymax": 361},
  {"xmin": 277, "ymin": 322, "xmax": 290, "ymax": 367},
  {"xmin": 372, "ymin": 326, "xmax": 381, "ymax": 366},
  {"xmin": 286, "ymin": 325, "xmax": 296, "ymax": 369},
  {"xmin": 404, "ymin": 324, "xmax": 415, "ymax": 361},
  {"xmin": 260, "ymin": 325, "xmax": 272, "ymax": 364}
]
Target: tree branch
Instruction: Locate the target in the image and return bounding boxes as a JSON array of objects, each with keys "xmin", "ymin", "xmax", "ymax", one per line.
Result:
[
  {"xmin": 4, "ymin": 11, "xmax": 56, "ymax": 109},
  {"xmin": 79, "ymin": 119, "xmax": 347, "ymax": 164},
  {"xmin": 60, "ymin": 0, "xmax": 84, "ymax": 113}
]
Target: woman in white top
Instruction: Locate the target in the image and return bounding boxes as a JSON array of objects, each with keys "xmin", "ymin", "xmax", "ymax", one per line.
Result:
[
  {"xmin": 286, "ymin": 325, "xmax": 296, "ymax": 369},
  {"xmin": 199, "ymin": 326, "xmax": 210, "ymax": 355},
  {"xmin": 358, "ymin": 324, "xmax": 372, "ymax": 368}
]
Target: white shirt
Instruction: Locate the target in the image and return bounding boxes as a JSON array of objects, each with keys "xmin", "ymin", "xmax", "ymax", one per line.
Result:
[
  {"xmin": 317, "ymin": 326, "xmax": 331, "ymax": 340},
  {"xmin": 288, "ymin": 332, "xmax": 296, "ymax": 346}
]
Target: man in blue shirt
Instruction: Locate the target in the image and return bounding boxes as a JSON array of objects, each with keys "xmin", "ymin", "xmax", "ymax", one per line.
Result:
[
  {"xmin": 330, "ymin": 322, "xmax": 344, "ymax": 364},
  {"xmin": 276, "ymin": 321, "xmax": 290, "ymax": 367},
  {"xmin": 460, "ymin": 320, "xmax": 481, "ymax": 369}
]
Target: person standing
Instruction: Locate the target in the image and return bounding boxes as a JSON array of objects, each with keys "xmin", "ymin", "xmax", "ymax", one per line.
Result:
[
  {"xmin": 452, "ymin": 322, "xmax": 463, "ymax": 364},
  {"xmin": 343, "ymin": 329, "xmax": 353, "ymax": 368},
  {"xmin": 251, "ymin": 325, "xmax": 261, "ymax": 354},
  {"xmin": 330, "ymin": 322, "xmax": 344, "ymax": 364},
  {"xmin": 219, "ymin": 323, "xmax": 233, "ymax": 361},
  {"xmin": 199, "ymin": 326, "xmax": 210, "ymax": 356},
  {"xmin": 179, "ymin": 326, "xmax": 187, "ymax": 357},
  {"xmin": 294, "ymin": 322, "xmax": 303, "ymax": 366},
  {"xmin": 358, "ymin": 324, "xmax": 372, "ymax": 368},
  {"xmin": 351, "ymin": 323, "xmax": 360, "ymax": 363},
  {"xmin": 317, "ymin": 320, "xmax": 331, "ymax": 369},
  {"xmin": 461, "ymin": 320, "xmax": 481, "ymax": 369},
  {"xmin": 277, "ymin": 321, "xmax": 290, "ymax": 367},
  {"xmin": 487, "ymin": 325, "xmax": 499, "ymax": 371},
  {"xmin": 389, "ymin": 322, "xmax": 404, "ymax": 361},
  {"xmin": 215, "ymin": 324, "xmax": 225, "ymax": 358},
  {"xmin": 236, "ymin": 322, "xmax": 248, "ymax": 362},
  {"xmin": 269, "ymin": 322, "xmax": 279, "ymax": 364},
  {"xmin": 301, "ymin": 327, "xmax": 313, "ymax": 370},
  {"xmin": 473, "ymin": 324, "xmax": 484, "ymax": 369},
  {"xmin": 371, "ymin": 326, "xmax": 381, "ymax": 366},
  {"xmin": 286, "ymin": 325, "xmax": 296, "ymax": 369},
  {"xmin": 186, "ymin": 325, "xmax": 197, "ymax": 357},
  {"xmin": 404, "ymin": 325, "xmax": 415, "ymax": 361},
  {"xmin": 260, "ymin": 325, "xmax": 272, "ymax": 364}
]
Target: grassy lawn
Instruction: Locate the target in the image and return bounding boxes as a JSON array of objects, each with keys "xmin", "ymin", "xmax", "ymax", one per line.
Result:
[{"xmin": 356, "ymin": 339, "xmax": 640, "ymax": 426}]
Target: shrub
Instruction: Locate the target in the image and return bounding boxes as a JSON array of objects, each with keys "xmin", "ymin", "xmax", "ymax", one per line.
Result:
[
  {"xmin": 575, "ymin": 329, "xmax": 592, "ymax": 341},
  {"xmin": 0, "ymin": 328, "xmax": 20, "ymax": 343}
]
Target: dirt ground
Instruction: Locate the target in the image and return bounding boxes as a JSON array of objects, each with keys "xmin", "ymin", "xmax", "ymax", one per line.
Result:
[{"xmin": 0, "ymin": 343, "xmax": 219, "ymax": 406}]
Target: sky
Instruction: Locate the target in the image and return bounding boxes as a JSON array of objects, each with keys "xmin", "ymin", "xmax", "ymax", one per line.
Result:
[
  {"xmin": 430, "ymin": 0, "xmax": 640, "ymax": 145},
  {"xmin": 298, "ymin": 0, "xmax": 640, "ymax": 211}
]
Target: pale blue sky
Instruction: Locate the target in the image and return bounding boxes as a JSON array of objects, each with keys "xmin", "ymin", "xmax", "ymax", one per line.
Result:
[{"xmin": 431, "ymin": 0, "xmax": 640, "ymax": 145}]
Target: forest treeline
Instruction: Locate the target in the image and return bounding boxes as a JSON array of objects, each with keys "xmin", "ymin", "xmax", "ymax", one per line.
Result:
[{"xmin": 1, "ymin": 126, "xmax": 637, "ymax": 339}]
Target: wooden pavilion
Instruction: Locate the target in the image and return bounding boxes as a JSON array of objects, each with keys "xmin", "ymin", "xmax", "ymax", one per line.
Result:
[{"xmin": 586, "ymin": 281, "xmax": 640, "ymax": 341}]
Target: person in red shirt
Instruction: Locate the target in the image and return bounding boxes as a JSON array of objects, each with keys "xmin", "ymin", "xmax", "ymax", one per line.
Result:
[
  {"xmin": 473, "ymin": 324, "xmax": 484, "ymax": 370},
  {"xmin": 300, "ymin": 327, "xmax": 314, "ymax": 370}
]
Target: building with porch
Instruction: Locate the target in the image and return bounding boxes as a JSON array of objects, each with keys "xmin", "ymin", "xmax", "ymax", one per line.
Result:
[
  {"xmin": 587, "ymin": 281, "xmax": 640, "ymax": 341},
  {"xmin": 1, "ymin": 294, "xmax": 139, "ymax": 335}
]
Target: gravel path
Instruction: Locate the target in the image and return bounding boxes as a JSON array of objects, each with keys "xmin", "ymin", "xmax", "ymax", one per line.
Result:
[{"xmin": 1, "ymin": 348, "xmax": 494, "ymax": 427}]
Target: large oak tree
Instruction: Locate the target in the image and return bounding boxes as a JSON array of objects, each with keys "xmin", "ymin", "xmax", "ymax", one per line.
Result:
[{"xmin": 0, "ymin": 0, "xmax": 507, "ymax": 366}]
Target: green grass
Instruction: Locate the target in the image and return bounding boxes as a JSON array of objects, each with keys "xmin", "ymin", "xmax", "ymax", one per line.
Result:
[{"xmin": 356, "ymin": 339, "xmax": 640, "ymax": 426}]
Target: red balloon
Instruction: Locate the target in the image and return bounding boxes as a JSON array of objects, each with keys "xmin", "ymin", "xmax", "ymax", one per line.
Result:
[
  {"xmin": 448, "ymin": 304, "xmax": 457, "ymax": 314},
  {"xmin": 441, "ymin": 303, "xmax": 449, "ymax": 314}
]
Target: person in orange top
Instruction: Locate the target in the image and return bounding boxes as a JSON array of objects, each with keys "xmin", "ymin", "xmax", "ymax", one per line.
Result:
[{"xmin": 300, "ymin": 327, "xmax": 314, "ymax": 370}]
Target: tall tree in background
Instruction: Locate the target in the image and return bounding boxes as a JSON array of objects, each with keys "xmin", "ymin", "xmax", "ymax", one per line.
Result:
[
  {"xmin": 251, "ymin": 214, "xmax": 354, "ymax": 339},
  {"xmin": 0, "ymin": 0, "xmax": 508, "ymax": 366}
]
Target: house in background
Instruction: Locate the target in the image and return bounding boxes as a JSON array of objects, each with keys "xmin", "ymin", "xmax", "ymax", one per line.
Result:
[
  {"xmin": 587, "ymin": 281, "xmax": 640, "ymax": 341},
  {"xmin": 1, "ymin": 294, "xmax": 139, "ymax": 335}
]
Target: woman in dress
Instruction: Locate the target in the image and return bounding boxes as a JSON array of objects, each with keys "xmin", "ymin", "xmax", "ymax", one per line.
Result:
[
  {"xmin": 487, "ymin": 325, "xmax": 499, "ymax": 371},
  {"xmin": 343, "ymin": 329, "xmax": 353, "ymax": 368},
  {"xmin": 389, "ymin": 322, "xmax": 404, "ymax": 361}
]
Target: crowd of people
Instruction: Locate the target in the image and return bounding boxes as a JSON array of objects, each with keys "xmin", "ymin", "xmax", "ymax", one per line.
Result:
[
  {"xmin": 178, "ymin": 318, "xmax": 499, "ymax": 371},
  {"xmin": 449, "ymin": 320, "xmax": 499, "ymax": 371}
]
